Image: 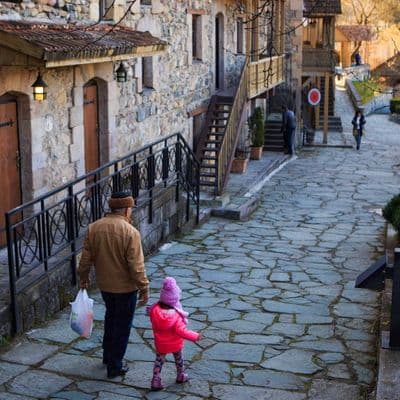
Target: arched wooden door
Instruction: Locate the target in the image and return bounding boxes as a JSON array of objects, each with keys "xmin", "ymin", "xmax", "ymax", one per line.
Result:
[
  {"xmin": 83, "ymin": 83, "xmax": 100, "ymax": 175},
  {"xmin": 0, "ymin": 97, "xmax": 21, "ymax": 245}
]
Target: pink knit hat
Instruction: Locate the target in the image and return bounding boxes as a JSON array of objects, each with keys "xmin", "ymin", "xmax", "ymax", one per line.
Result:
[
  {"xmin": 159, "ymin": 277, "xmax": 188, "ymax": 322},
  {"xmin": 160, "ymin": 277, "xmax": 181, "ymax": 307}
]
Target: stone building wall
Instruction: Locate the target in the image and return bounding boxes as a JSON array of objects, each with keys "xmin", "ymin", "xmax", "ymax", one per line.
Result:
[
  {"xmin": 285, "ymin": 0, "xmax": 303, "ymax": 144},
  {"xmin": 0, "ymin": 0, "xmax": 248, "ymax": 197}
]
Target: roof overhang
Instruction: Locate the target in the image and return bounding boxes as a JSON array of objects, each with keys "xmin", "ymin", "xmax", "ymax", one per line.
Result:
[
  {"xmin": 335, "ymin": 25, "xmax": 375, "ymax": 43},
  {"xmin": 0, "ymin": 20, "xmax": 167, "ymax": 68}
]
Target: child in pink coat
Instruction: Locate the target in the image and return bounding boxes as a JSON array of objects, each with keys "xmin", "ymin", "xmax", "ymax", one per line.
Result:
[{"xmin": 147, "ymin": 277, "xmax": 201, "ymax": 391}]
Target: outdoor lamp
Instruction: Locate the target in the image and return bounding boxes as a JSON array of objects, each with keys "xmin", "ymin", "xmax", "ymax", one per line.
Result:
[
  {"xmin": 115, "ymin": 62, "xmax": 127, "ymax": 83},
  {"xmin": 31, "ymin": 72, "xmax": 47, "ymax": 101}
]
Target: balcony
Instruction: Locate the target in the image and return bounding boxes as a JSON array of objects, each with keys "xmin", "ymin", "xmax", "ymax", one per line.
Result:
[
  {"xmin": 302, "ymin": 48, "xmax": 338, "ymax": 74},
  {"xmin": 248, "ymin": 55, "xmax": 285, "ymax": 98}
]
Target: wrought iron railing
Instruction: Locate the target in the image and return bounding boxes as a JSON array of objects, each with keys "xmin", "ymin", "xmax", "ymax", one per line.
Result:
[
  {"xmin": 248, "ymin": 55, "xmax": 285, "ymax": 98},
  {"xmin": 6, "ymin": 133, "xmax": 199, "ymax": 333},
  {"xmin": 216, "ymin": 59, "xmax": 249, "ymax": 195}
]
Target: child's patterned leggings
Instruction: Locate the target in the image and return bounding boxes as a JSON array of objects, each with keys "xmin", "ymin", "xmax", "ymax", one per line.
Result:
[{"xmin": 153, "ymin": 351, "xmax": 184, "ymax": 378}]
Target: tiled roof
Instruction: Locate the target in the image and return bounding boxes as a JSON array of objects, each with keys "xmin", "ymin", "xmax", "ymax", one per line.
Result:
[
  {"xmin": 304, "ymin": 0, "xmax": 341, "ymax": 16},
  {"xmin": 0, "ymin": 20, "xmax": 167, "ymax": 65},
  {"xmin": 336, "ymin": 25, "xmax": 375, "ymax": 42},
  {"xmin": 373, "ymin": 52, "xmax": 400, "ymax": 78}
]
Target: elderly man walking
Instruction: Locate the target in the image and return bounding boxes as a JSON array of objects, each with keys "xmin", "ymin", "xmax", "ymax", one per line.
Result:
[{"xmin": 78, "ymin": 191, "xmax": 149, "ymax": 378}]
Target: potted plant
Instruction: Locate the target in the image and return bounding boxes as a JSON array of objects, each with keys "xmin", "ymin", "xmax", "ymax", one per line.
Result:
[
  {"xmin": 248, "ymin": 107, "xmax": 265, "ymax": 160},
  {"xmin": 231, "ymin": 148, "xmax": 249, "ymax": 173}
]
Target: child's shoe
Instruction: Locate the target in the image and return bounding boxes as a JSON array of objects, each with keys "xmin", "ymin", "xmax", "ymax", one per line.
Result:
[
  {"xmin": 151, "ymin": 376, "xmax": 164, "ymax": 391},
  {"xmin": 176, "ymin": 372, "xmax": 189, "ymax": 383}
]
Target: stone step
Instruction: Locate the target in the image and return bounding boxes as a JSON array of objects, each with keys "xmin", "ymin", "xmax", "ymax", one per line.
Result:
[{"xmin": 264, "ymin": 144, "xmax": 284, "ymax": 151}]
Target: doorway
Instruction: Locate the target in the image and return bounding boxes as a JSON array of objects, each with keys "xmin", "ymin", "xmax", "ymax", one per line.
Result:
[
  {"xmin": 215, "ymin": 13, "xmax": 224, "ymax": 90},
  {"xmin": 83, "ymin": 82, "xmax": 100, "ymax": 175},
  {"xmin": 0, "ymin": 96, "xmax": 22, "ymax": 245}
]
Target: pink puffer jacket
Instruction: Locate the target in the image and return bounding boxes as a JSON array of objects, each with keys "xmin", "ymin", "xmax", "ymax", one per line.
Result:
[{"xmin": 149, "ymin": 303, "xmax": 200, "ymax": 354}]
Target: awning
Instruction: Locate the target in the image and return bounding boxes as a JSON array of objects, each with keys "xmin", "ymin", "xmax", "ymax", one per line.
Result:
[{"xmin": 0, "ymin": 20, "xmax": 167, "ymax": 68}]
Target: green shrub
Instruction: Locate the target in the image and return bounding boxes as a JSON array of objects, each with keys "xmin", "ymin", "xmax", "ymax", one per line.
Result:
[
  {"xmin": 353, "ymin": 79, "xmax": 385, "ymax": 104},
  {"xmin": 248, "ymin": 107, "xmax": 265, "ymax": 147},
  {"xmin": 383, "ymin": 194, "xmax": 400, "ymax": 236},
  {"xmin": 390, "ymin": 98, "xmax": 400, "ymax": 114},
  {"xmin": 383, "ymin": 194, "xmax": 400, "ymax": 221},
  {"xmin": 392, "ymin": 208, "xmax": 400, "ymax": 233}
]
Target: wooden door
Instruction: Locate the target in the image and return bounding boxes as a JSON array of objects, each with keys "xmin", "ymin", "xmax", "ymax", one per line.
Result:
[
  {"xmin": 0, "ymin": 100, "xmax": 21, "ymax": 246},
  {"xmin": 83, "ymin": 84, "xmax": 100, "ymax": 175},
  {"xmin": 215, "ymin": 14, "xmax": 224, "ymax": 90}
]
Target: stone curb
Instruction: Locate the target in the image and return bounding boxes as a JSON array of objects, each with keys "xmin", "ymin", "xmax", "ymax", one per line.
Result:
[
  {"xmin": 303, "ymin": 144, "xmax": 354, "ymax": 149},
  {"xmin": 209, "ymin": 156, "xmax": 288, "ymax": 221}
]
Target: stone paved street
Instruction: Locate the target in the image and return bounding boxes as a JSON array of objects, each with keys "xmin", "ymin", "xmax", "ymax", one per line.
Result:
[{"xmin": 1, "ymin": 101, "xmax": 400, "ymax": 398}]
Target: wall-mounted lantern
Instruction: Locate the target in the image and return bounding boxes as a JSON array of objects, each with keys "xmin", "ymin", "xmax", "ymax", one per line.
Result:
[
  {"xmin": 115, "ymin": 62, "xmax": 128, "ymax": 83},
  {"xmin": 31, "ymin": 72, "xmax": 48, "ymax": 101}
]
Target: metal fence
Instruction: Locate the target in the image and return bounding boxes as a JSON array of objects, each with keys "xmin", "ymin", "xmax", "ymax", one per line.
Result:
[{"xmin": 6, "ymin": 133, "xmax": 200, "ymax": 333}]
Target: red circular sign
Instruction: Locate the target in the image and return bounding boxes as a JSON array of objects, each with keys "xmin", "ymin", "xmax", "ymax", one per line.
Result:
[{"xmin": 308, "ymin": 88, "xmax": 321, "ymax": 106}]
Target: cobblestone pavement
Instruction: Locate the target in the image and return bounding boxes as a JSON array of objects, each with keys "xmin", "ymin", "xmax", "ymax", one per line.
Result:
[{"xmin": 1, "ymin": 100, "xmax": 400, "ymax": 399}]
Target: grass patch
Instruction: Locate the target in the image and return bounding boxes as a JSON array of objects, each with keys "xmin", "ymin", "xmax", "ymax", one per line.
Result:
[{"xmin": 353, "ymin": 79, "xmax": 385, "ymax": 104}]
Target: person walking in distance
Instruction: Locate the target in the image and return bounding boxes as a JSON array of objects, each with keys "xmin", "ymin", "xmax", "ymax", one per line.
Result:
[
  {"xmin": 351, "ymin": 109, "xmax": 366, "ymax": 150},
  {"xmin": 78, "ymin": 191, "xmax": 149, "ymax": 379},
  {"xmin": 282, "ymin": 105, "xmax": 296, "ymax": 155},
  {"xmin": 147, "ymin": 277, "xmax": 202, "ymax": 391}
]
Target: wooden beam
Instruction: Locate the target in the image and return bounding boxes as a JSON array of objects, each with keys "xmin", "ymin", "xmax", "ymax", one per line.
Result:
[
  {"xmin": 315, "ymin": 77, "xmax": 320, "ymax": 130},
  {"xmin": 45, "ymin": 46, "xmax": 166, "ymax": 68},
  {"xmin": 0, "ymin": 32, "xmax": 44, "ymax": 59},
  {"xmin": 323, "ymin": 72, "xmax": 329, "ymax": 144},
  {"xmin": 187, "ymin": 106, "xmax": 207, "ymax": 117},
  {"xmin": 187, "ymin": 8, "xmax": 208, "ymax": 15}
]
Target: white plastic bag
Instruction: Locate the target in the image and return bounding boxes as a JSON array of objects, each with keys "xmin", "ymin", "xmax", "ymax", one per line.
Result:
[{"xmin": 70, "ymin": 289, "xmax": 94, "ymax": 338}]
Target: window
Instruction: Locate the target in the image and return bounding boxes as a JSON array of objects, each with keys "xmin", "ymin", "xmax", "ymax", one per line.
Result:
[
  {"xmin": 237, "ymin": 18, "xmax": 244, "ymax": 54},
  {"xmin": 99, "ymin": 0, "xmax": 113, "ymax": 20},
  {"xmin": 192, "ymin": 14, "xmax": 202, "ymax": 60},
  {"xmin": 142, "ymin": 57, "xmax": 154, "ymax": 89}
]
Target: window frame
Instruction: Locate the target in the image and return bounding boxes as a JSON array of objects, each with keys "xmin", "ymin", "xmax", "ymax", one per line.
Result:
[
  {"xmin": 236, "ymin": 17, "xmax": 244, "ymax": 54},
  {"xmin": 192, "ymin": 14, "xmax": 202, "ymax": 61}
]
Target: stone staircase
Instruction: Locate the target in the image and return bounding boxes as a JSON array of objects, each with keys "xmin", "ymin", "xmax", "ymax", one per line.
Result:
[
  {"xmin": 198, "ymin": 95, "xmax": 234, "ymax": 190},
  {"xmin": 264, "ymin": 117, "xmax": 284, "ymax": 152}
]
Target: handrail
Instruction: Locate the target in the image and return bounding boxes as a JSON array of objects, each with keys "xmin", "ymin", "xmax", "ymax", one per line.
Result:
[
  {"xmin": 248, "ymin": 55, "xmax": 285, "ymax": 98},
  {"xmin": 217, "ymin": 58, "xmax": 249, "ymax": 195},
  {"xmin": 6, "ymin": 132, "xmax": 199, "ymax": 334}
]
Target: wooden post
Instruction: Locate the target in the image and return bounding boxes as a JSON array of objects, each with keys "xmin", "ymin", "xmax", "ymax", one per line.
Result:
[
  {"xmin": 323, "ymin": 72, "xmax": 329, "ymax": 144},
  {"xmin": 315, "ymin": 77, "xmax": 320, "ymax": 129}
]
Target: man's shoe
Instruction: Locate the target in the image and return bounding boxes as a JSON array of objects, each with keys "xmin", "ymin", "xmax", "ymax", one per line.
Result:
[
  {"xmin": 151, "ymin": 376, "xmax": 164, "ymax": 391},
  {"xmin": 107, "ymin": 365, "xmax": 129, "ymax": 378}
]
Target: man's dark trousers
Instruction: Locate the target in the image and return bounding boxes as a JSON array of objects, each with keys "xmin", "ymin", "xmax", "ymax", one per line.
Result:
[
  {"xmin": 287, "ymin": 127, "xmax": 295, "ymax": 155},
  {"xmin": 101, "ymin": 290, "xmax": 137, "ymax": 373}
]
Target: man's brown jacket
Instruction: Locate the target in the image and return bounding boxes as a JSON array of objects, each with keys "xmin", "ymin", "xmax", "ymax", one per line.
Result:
[{"xmin": 78, "ymin": 213, "xmax": 149, "ymax": 293}]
